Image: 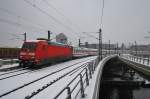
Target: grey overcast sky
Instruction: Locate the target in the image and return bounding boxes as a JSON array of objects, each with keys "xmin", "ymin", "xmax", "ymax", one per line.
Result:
[{"xmin": 0, "ymin": 0, "xmax": 150, "ymax": 47}]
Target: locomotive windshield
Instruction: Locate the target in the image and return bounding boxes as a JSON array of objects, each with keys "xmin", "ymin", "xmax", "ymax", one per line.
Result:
[{"xmin": 22, "ymin": 43, "xmax": 36, "ymax": 51}]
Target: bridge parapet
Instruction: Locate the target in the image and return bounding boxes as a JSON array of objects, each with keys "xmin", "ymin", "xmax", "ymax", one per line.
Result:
[
  {"xmin": 119, "ymin": 54, "xmax": 150, "ymax": 77},
  {"xmin": 121, "ymin": 54, "xmax": 150, "ymax": 66},
  {"xmin": 84, "ymin": 54, "xmax": 150, "ymax": 99},
  {"xmin": 82, "ymin": 55, "xmax": 117, "ymax": 99},
  {"xmin": 89, "ymin": 54, "xmax": 150, "ymax": 99}
]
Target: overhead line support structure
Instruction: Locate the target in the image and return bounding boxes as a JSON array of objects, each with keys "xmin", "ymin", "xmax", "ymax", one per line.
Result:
[
  {"xmin": 24, "ymin": 32, "xmax": 27, "ymax": 42},
  {"xmin": 82, "ymin": 30, "xmax": 102, "ymax": 62},
  {"xmin": 98, "ymin": 28, "xmax": 102, "ymax": 61},
  {"xmin": 48, "ymin": 30, "xmax": 52, "ymax": 41}
]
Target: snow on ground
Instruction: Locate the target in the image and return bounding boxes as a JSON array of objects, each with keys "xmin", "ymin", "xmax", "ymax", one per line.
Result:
[
  {"xmin": 0, "ymin": 56, "xmax": 96, "ymax": 99},
  {"xmin": 0, "ymin": 69, "xmax": 29, "ymax": 79},
  {"xmin": 81, "ymin": 55, "xmax": 117, "ymax": 99},
  {"xmin": 121, "ymin": 55, "xmax": 150, "ymax": 66},
  {"xmin": 0, "ymin": 63, "xmax": 18, "ymax": 70}
]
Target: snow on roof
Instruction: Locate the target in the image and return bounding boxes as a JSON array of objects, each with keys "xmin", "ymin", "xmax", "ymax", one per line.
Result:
[
  {"xmin": 73, "ymin": 47, "xmax": 98, "ymax": 51},
  {"xmin": 25, "ymin": 40, "xmax": 46, "ymax": 43}
]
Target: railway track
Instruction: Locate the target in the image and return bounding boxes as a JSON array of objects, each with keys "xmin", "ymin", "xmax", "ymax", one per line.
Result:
[
  {"xmin": 0, "ymin": 70, "xmax": 31, "ymax": 81},
  {"xmin": 25, "ymin": 62, "xmax": 89, "ymax": 99},
  {"xmin": 0, "ymin": 57, "xmax": 96, "ymax": 98},
  {"xmin": 0, "ymin": 65, "xmax": 20, "ymax": 72},
  {"xmin": 0, "ymin": 67, "xmax": 29, "ymax": 76},
  {"xmin": 0, "ymin": 58, "xmax": 94, "ymax": 81}
]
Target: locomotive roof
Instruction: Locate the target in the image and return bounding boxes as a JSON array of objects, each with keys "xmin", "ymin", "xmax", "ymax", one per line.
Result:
[
  {"xmin": 25, "ymin": 40, "xmax": 71, "ymax": 47},
  {"xmin": 25, "ymin": 40, "xmax": 46, "ymax": 43},
  {"xmin": 48, "ymin": 41, "xmax": 70, "ymax": 47},
  {"xmin": 73, "ymin": 47, "xmax": 98, "ymax": 51}
]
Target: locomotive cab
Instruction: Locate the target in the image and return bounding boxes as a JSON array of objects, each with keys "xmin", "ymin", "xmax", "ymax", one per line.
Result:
[
  {"xmin": 19, "ymin": 42, "xmax": 37, "ymax": 67},
  {"xmin": 19, "ymin": 39, "xmax": 73, "ymax": 67},
  {"xmin": 19, "ymin": 40, "xmax": 48, "ymax": 67}
]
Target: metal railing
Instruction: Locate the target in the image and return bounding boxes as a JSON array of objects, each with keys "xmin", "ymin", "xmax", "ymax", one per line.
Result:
[
  {"xmin": 53, "ymin": 53, "xmax": 117, "ymax": 99},
  {"xmin": 121, "ymin": 54, "xmax": 150, "ymax": 66},
  {"xmin": 54, "ymin": 58, "xmax": 99, "ymax": 99}
]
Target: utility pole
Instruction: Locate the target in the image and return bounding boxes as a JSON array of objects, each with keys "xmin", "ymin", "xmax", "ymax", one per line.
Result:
[
  {"xmin": 109, "ymin": 40, "xmax": 110, "ymax": 55},
  {"xmin": 135, "ymin": 41, "xmax": 137, "ymax": 56},
  {"xmin": 82, "ymin": 30, "xmax": 102, "ymax": 61},
  {"xmin": 78, "ymin": 39, "xmax": 81, "ymax": 47},
  {"xmin": 131, "ymin": 43, "xmax": 134, "ymax": 55},
  {"xmin": 98, "ymin": 28, "xmax": 102, "ymax": 61},
  {"xmin": 48, "ymin": 30, "xmax": 52, "ymax": 41},
  {"xmin": 78, "ymin": 37, "xmax": 85, "ymax": 47},
  {"xmin": 24, "ymin": 32, "xmax": 26, "ymax": 42},
  {"xmin": 121, "ymin": 43, "xmax": 124, "ymax": 54},
  {"xmin": 115, "ymin": 43, "xmax": 117, "ymax": 54},
  {"xmin": 129, "ymin": 42, "xmax": 131, "ymax": 54},
  {"xmin": 117, "ymin": 42, "xmax": 119, "ymax": 54}
]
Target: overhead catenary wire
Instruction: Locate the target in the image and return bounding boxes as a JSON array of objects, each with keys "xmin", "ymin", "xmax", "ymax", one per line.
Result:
[
  {"xmin": 0, "ymin": 18, "xmax": 46, "ymax": 32},
  {"xmin": 43, "ymin": 0, "xmax": 90, "ymax": 42},
  {"xmin": 24, "ymin": 0, "xmax": 79, "ymax": 38},
  {"xmin": 25, "ymin": 0, "xmax": 100, "ymax": 43},
  {"xmin": 0, "ymin": 7, "xmax": 48, "ymax": 31},
  {"xmin": 79, "ymin": 0, "xmax": 105, "ymax": 41},
  {"xmin": 77, "ymin": 0, "xmax": 106, "ymax": 41},
  {"xmin": 100, "ymin": 0, "xmax": 105, "ymax": 28},
  {"xmin": 42, "ymin": 0, "xmax": 83, "ymax": 33},
  {"xmin": 0, "ymin": 6, "xmax": 59, "ymax": 43},
  {"xmin": 82, "ymin": 32, "xmax": 99, "ymax": 40}
]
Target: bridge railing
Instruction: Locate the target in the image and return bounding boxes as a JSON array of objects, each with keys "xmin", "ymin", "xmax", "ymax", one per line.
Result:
[
  {"xmin": 53, "ymin": 53, "xmax": 117, "ymax": 99},
  {"xmin": 54, "ymin": 58, "xmax": 99, "ymax": 99},
  {"xmin": 121, "ymin": 54, "xmax": 150, "ymax": 66}
]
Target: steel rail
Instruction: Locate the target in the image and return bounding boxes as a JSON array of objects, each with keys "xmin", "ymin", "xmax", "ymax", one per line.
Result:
[
  {"xmin": 0, "ymin": 58, "xmax": 94, "ymax": 98},
  {"xmin": 25, "ymin": 63, "xmax": 89, "ymax": 99}
]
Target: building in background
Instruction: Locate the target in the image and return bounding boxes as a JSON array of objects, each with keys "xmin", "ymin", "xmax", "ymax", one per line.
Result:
[
  {"xmin": 130, "ymin": 45, "xmax": 150, "ymax": 51},
  {"xmin": 80, "ymin": 42, "xmax": 117, "ymax": 50},
  {"xmin": 56, "ymin": 33, "xmax": 68, "ymax": 44},
  {"xmin": 129, "ymin": 44, "xmax": 150, "ymax": 57},
  {"xmin": 0, "ymin": 48, "xmax": 20, "ymax": 59}
]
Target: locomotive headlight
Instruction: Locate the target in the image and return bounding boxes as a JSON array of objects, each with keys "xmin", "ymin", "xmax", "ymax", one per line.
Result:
[
  {"xmin": 29, "ymin": 53, "xmax": 35, "ymax": 56},
  {"xmin": 31, "ymin": 56, "xmax": 35, "ymax": 59},
  {"xmin": 20, "ymin": 52, "xmax": 26, "ymax": 55}
]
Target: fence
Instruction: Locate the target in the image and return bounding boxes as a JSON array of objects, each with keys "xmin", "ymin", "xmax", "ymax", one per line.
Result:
[
  {"xmin": 0, "ymin": 59, "xmax": 19, "ymax": 66},
  {"xmin": 54, "ymin": 57, "xmax": 99, "ymax": 99},
  {"xmin": 122, "ymin": 54, "xmax": 150, "ymax": 66},
  {"xmin": 0, "ymin": 48, "xmax": 20, "ymax": 59}
]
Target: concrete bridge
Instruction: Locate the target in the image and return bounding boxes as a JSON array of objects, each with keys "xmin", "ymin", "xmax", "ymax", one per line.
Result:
[{"xmin": 85, "ymin": 54, "xmax": 150, "ymax": 99}]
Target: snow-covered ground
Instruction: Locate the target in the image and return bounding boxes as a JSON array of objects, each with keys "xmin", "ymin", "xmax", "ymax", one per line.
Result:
[
  {"xmin": 121, "ymin": 54, "xmax": 150, "ymax": 66},
  {"xmin": 0, "ymin": 59, "xmax": 19, "ymax": 67},
  {"xmin": 0, "ymin": 56, "xmax": 97, "ymax": 99},
  {"xmin": 0, "ymin": 63, "xmax": 18, "ymax": 70}
]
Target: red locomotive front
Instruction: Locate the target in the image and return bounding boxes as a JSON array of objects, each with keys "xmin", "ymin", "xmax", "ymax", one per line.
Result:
[{"xmin": 19, "ymin": 40, "xmax": 73, "ymax": 67}]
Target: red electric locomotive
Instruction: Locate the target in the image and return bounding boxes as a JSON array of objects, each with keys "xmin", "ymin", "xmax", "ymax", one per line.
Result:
[{"xmin": 19, "ymin": 39, "xmax": 73, "ymax": 67}]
